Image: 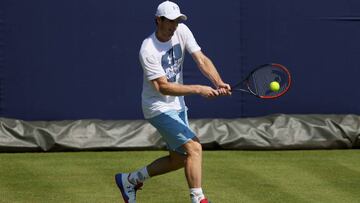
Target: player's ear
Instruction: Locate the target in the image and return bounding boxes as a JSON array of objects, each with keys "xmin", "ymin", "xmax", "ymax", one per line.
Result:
[
  {"xmin": 155, "ymin": 16, "xmax": 166, "ymax": 25},
  {"xmin": 155, "ymin": 16, "xmax": 162, "ymax": 25}
]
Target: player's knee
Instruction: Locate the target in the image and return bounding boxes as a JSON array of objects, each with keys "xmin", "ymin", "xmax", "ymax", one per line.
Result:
[{"xmin": 184, "ymin": 141, "xmax": 202, "ymax": 157}]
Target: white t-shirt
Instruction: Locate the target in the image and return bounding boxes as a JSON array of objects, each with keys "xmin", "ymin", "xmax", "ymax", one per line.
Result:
[{"xmin": 139, "ymin": 23, "xmax": 201, "ymax": 119}]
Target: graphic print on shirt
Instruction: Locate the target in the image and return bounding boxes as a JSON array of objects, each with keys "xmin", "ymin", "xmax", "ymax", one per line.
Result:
[{"xmin": 161, "ymin": 44, "xmax": 182, "ymax": 82}]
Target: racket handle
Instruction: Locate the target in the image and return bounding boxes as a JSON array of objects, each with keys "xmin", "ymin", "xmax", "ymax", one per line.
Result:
[{"xmin": 216, "ymin": 87, "xmax": 233, "ymax": 95}]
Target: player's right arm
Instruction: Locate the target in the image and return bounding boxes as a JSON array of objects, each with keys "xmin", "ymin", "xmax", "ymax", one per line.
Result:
[{"xmin": 151, "ymin": 76, "xmax": 219, "ymax": 98}]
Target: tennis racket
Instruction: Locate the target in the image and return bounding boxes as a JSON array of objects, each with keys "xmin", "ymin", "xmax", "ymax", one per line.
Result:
[{"xmin": 230, "ymin": 63, "xmax": 292, "ymax": 99}]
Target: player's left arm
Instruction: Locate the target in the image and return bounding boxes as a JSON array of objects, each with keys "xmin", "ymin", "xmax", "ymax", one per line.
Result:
[{"xmin": 191, "ymin": 50, "xmax": 231, "ymax": 95}]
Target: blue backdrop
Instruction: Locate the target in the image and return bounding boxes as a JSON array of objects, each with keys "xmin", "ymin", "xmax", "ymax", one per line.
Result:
[{"xmin": 1, "ymin": 0, "xmax": 360, "ymax": 120}]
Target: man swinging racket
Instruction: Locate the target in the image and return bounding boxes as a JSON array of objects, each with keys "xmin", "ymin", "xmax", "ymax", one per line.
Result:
[{"xmin": 115, "ymin": 1, "xmax": 231, "ymax": 202}]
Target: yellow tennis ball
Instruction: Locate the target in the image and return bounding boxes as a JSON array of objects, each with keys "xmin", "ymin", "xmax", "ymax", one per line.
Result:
[{"xmin": 270, "ymin": 81, "xmax": 280, "ymax": 92}]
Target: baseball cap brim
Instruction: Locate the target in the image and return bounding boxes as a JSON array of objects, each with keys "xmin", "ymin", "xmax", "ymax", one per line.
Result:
[{"xmin": 162, "ymin": 13, "xmax": 187, "ymax": 21}]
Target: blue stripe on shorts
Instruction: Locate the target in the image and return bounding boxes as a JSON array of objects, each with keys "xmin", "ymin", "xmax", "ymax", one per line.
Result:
[{"xmin": 147, "ymin": 110, "xmax": 196, "ymax": 154}]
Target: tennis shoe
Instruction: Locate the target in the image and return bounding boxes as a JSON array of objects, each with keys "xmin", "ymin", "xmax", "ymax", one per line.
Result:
[
  {"xmin": 115, "ymin": 173, "xmax": 143, "ymax": 203},
  {"xmin": 191, "ymin": 195, "xmax": 211, "ymax": 203}
]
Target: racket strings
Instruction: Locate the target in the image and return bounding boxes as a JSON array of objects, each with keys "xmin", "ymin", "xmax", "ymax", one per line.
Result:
[{"xmin": 249, "ymin": 66, "xmax": 289, "ymax": 97}]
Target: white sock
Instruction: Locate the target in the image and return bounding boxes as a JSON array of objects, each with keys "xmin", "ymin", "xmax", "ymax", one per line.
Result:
[
  {"xmin": 128, "ymin": 166, "xmax": 150, "ymax": 185},
  {"xmin": 190, "ymin": 188, "xmax": 205, "ymax": 202}
]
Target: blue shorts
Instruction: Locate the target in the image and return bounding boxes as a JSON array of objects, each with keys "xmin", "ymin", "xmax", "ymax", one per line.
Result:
[{"xmin": 147, "ymin": 110, "xmax": 196, "ymax": 154}]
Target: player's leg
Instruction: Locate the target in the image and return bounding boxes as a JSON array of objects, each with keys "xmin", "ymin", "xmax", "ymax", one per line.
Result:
[
  {"xmin": 176, "ymin": 111, "xmax": 209, "ymax": 202},
  {"xmin": 182, "ymin": 137, "xmax": 209, "ymax": 203},
  {"xmin": 115, "ymin": 110, "xmax": 190, "ymax": 202},
  {"xmin": 115, "ymin": 110, "xmax": 209, "ymax": 203},
  {"xmin": 182, "ymin": 137, "xmax": 202, "ymax": 188},
  {"xmin": 115, "ymin": 151, "xmax": 186, "ymax": 203},
  {"xmin": 146, "ymin": 137, "xmax": 208, "ymax": 203},
  {"xmin": 146, "ymin": 150, "xmax": 186, "ymax": 177}
]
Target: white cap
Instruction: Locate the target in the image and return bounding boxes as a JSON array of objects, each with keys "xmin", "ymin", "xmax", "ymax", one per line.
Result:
[{"xmin": 155, "ymin": 1, "xmax": 187, "ymax": 21}]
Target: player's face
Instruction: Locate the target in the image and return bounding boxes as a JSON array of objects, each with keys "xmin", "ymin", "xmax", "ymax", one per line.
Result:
[{"xmin": 156, "ymin": 17, "xmax": 180, "ymax": 42}]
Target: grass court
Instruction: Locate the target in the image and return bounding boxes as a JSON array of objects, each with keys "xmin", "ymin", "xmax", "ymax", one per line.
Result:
[{"xmin": 0, "ymin": 150, "xmax": 359, "ymax": 203}]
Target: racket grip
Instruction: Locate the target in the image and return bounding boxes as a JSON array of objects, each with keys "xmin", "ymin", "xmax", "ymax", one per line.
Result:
[{"xmin": 216, "ymin": 87, "xmax": 232, "ymax": 95}]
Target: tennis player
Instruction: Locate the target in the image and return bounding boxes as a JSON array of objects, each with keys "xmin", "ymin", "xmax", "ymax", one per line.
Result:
[{"xmin": 115, "ymin": 1, "xmax": 231, "ymax": 203}]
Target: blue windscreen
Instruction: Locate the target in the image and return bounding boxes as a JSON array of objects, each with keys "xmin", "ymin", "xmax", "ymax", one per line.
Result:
[{"xmin": 1, "ymin": 0, "xmax": 359, "ymax": 120}]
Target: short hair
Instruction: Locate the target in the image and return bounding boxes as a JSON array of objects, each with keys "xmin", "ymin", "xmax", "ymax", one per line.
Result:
[{"xmin": 155, "ymin": 16, "xmax": 166, "ymax": 25}]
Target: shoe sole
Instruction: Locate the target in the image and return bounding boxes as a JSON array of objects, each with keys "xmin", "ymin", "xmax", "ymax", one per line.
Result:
[{"xmin": 115, "ymin": 173, "xmax": 129, "ymax": 203}]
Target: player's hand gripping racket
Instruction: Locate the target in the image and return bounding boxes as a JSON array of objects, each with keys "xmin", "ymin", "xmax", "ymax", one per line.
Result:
[{"xmin": 230, "ymin": 63, "xmax": 292, "ymax": 99}]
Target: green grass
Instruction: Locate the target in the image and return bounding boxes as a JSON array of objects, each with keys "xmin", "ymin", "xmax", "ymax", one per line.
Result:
[{"xmin": 0, "ymin": 150, "xmax": 359, "ymax": 203}]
